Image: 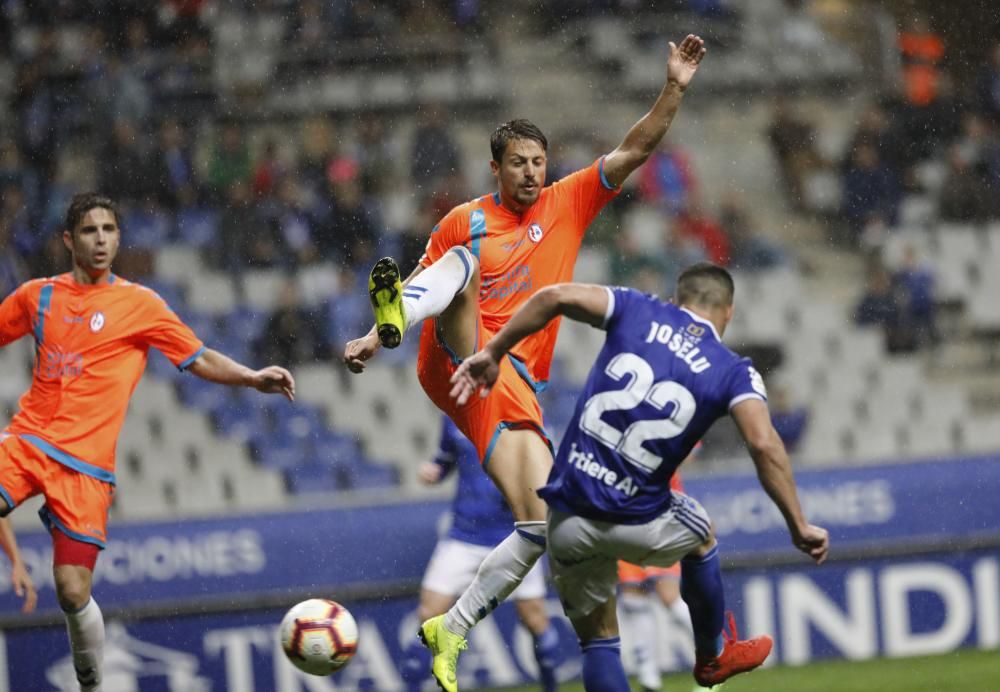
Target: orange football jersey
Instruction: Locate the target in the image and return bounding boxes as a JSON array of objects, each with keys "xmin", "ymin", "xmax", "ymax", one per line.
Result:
[
  {"xmin": 0, "ymin": 273, "xmax": 203, "ymax": 483},
  {"xmin": 421, "ymin": 158, "xmax": 620, "ymax": 389}
]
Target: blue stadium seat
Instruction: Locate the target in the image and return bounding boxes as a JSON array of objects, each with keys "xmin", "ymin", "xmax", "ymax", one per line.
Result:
[
  {"xmin": 175, "ymin": 209, "xmax": 220, "ymax": 247},
  {"xmin": 286, "ymin": 463, "xmax": 340, "ymax": 494},
  {"xmin": 123, "ymin": 209, "xmax": 171, "ymax": 250}
]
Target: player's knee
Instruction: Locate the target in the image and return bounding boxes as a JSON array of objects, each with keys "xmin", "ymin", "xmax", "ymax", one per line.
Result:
[
  {"xmin": 687, "ymin": 531, "xmax": 718, "ymax": 559},
  {"xmin": 514, "ymin": 520, "xmax": 547, "ymax": 552},
  {"xmin": 447, "ymin": 246, "xmax": 479, "ymax": 294},
  {"xmin": 54, "ymin": 571, "xmax": 92, "ymax": 612}
]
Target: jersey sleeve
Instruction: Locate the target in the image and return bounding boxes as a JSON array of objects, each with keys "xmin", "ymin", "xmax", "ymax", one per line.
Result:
[
  {"xmin": 602, "ymin": 286, "xmax": 646, "ymax": 331},
  {"xmin": 725, "ymin": 357, "xmax": 768, "ymax": 410},
  {"xmin": 419, "ymin": 206, "xmax": 471, "ymax": 268},
  {"xmin": 0, "ymin": 282, "xmax": 33, "ymax": 347},
  {"xmin": 552, "ymin": 157, "xmax": 621, "ymax": 238},
  {"xmin": 138, "ymin": 292, "xmax": 205, "ymax": 371}
]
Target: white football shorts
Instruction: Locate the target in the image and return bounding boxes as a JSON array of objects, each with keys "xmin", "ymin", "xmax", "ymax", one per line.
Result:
[
  {"xmin": 547, "ymin": 490, "xmax": 712, "ymax": 619},
  {"xmin": 422, "ymin": 537, "xmax": 548, "ymax": 601}
]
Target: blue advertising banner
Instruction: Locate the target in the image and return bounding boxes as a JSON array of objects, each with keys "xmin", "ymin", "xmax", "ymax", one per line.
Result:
[
  {"xmin": 1, "ymin": 455, "xmax": 999, "ymax": 616},
  {"xmin": 2, "ymin": 550, "xmax": 998, "ymax": 691}
]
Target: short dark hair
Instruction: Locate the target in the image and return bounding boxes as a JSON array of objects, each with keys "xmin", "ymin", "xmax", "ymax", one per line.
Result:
[
  {"xmin": 490, "ymin": 119, "xmax": 548, "ymax": 163},
  {"xmin": 65, "ymin": 192, "xmax": 121, "ymax": 234},
  {"xmin": 676, "ymin": 262, "xmax": 735, "ymax": 309}
]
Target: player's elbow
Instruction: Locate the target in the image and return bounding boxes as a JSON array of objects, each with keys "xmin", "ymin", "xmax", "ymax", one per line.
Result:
[{"xmin": 744, "ymin": 426, "xmax": 784, "ymax": 460}]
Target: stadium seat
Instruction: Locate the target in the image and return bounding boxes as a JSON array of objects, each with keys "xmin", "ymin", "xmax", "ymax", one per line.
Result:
[
  {"xmin": 175, "ymin": 209, "xmax": 220, "ymax": 247},
  {"xmin": 186, "ymin": 272, "xmax": 238, "ymax": 315}
]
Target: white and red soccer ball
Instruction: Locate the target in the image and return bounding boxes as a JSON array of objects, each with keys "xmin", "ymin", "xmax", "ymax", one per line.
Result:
[{"xmin": 280, "ymin": 598, "xmax": 359, "ymax": 676}]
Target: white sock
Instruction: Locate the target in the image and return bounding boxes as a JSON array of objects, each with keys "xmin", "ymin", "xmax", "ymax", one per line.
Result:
[
  {"xmin": 444, "ymin": 522, "xmax": 546, "ymax": 636},
  {"xmin": 621, "ymin": 591, "xmax": 660, "ymax": 690},
  {"xmin": 402, "ymin": 247, "xmax": 475, "ymax": 332},
  {"xmin": 64, "ymin": 597, "xmax": 104, "ymax": 692},
  {"xmin": 665, "ymin": 595, "xmax": 692, "ymax": 633}
]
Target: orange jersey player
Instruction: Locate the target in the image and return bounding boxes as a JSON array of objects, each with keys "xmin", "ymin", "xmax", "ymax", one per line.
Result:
[
  {"xmin": 0, "ymin": 192, "xmax": 295, "ymax": 692},
  {"xmin": 344, "ymin": 34, "xmax": 708, "ymax": 692}
]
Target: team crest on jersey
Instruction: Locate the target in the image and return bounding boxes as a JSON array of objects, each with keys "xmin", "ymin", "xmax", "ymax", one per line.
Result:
[
  {"xmin": 89, "ymin": 311, "xmax": 106, "ymax": 333},
  {"xmin": 527, "ymin": 223, "xmax": 544, "ymax": 243}
]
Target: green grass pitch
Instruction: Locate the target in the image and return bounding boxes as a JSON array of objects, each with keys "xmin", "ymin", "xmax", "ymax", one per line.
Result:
[{"xmin": 486, "ymin": 648, "xmax": 1000, "ymax": 692}]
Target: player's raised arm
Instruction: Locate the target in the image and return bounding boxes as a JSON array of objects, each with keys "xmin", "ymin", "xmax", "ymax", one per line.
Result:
[
  {"xmin": 187, "ymin": 348, "xmax": 296, "ymax": 401},
  {"xmin": 449, "ymin": 283, "xmax": 609, "ymax": 405},
  {"xmin": 601, "ymin": 34, "xmax": 706, "ymax": 189},
  {"xmin": 730, "ymin": 399, "xmax": 829, "ymax": 564},
  {"xmin": 0, "ymin": 517, "xmax": 37, "ymax": 613}
]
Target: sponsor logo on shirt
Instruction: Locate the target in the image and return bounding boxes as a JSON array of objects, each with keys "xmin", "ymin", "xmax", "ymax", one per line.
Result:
[{"xmin": 90, "ymin": 311, "xmax": 106, "ymax": 333}]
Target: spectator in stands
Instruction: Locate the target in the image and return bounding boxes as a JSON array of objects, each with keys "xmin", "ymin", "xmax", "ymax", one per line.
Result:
[
  {"xmin": 854, "ymin": 266, "xmax": 913, "ymax": 353},
  {"xmin": 214, "ymin": 180, "xmax": 275, "ymax": 273},
  {"xmin": 312, "ymin": 161, "xmax": 378, "ymax": 267},
  {"xmin": 354, "ymin": 115, "xmax": 397, "ymax": 196},
  {"xmin": 897, "ymin": 13, "xmax": 944, "ymax": 108},
  {"xmin": 261, "ymin": 176, "xmax": 316, "ymax": 268},
  {"xmin": 675, "ymin": 199, "xmax": 731, "ymax": 266},
  {"xmin": 610, "ymin": 229, "xmax": 662, "ymax": 286},
  {"xmin": 719, "ymin": 190, "xmax": 789, "ymax": 271},
  {"xmin": 662, "ymin": 224, "xmax": 709, "ymax": 292},
  {"xmin": 841, "ymin": 143, "xmax": 899, "ymax": 244},
  {"xmin": 769, "ymin": 384, "xmax": 809, "ymax": 454},
  {"xmin": 0, "ymin": 216, "xmax": 28, "ymax": 299},
  {"xmin": 208, "ymin": 121, "xmax": 253, "ymax": 202},
  {"xmin": 298, "ymin": 115, "xmax": 338, "ymax": 196},
  {"xmin": 893, "ymin": 245, "xmax": 936, "ymax": 349},
  {"xmin": 938, "ymin": 144, "xmax": 992, "ymax": 223},
  {"xmin": 411, "ymin": 105, "xmax": 461, "ymax": 195},
  {"xmin": 252, "ymin": 139, "xmax": 286, "ymax": 200},
  {"xmin": 88, "ymin": 51, "xmax": 153, "ymax": 132},
  {"xmin": 767, "ymin": 97, "xmax": 823, "ymax": 209},
  {"xmin": 848, "ymin": 103, "xmax": 907, "ymax": 176},
  {"xmin": 1, "ymin": 184, "xmax": 38, "ymax": 261},
  {"xmin": 255, "ymin": 281, "xmax": 327, "ymax": 366},
  {"xmin": 286, "ymin": 0, "xmax": 327, "ymax": 54},
  {"xmin": 638, "ymin": 138, "xmax": 698, "ymax": 215},
  {"xmin": 977, "ymin": 41, "xmax": 1000, "ymax": 125},
  {"xmin": 152, "ymin": 117, "xmax": 198, "ymax": 209},
  {"xmin": 11, "ymin": 57, "xmax": 58, "ymax": 179},
  {"xmin": 99, "ymin": 119, "xmax": 154, "ymax": 204}
]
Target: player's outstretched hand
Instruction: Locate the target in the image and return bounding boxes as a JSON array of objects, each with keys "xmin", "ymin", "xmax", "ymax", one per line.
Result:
[
  {"xmin": 253, "ymin": 366, "xmax": 296, "ymax": 401},
  {"xmin": 793, "ymin": 524, "xmax": 829, "ymax": 565},
  {"xmin": 666, "ymin": 34, "xmax": 706, "ymax": 90},
  {"xmin": 343, "ymin": 333, "xmax": 380, "ymax": 374},
  {"xmin": 11, "ymin": 561, "xmax": 36, "ymax": 614},
  {"xmin": 417, "ymin": 461, "xmax": 444, "ymax": 485},
  {"xmin": 449, "ymin": 349, "xmax": 501, "ymax": 406}
]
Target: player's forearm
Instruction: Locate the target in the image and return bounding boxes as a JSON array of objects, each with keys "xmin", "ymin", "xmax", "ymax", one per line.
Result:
[
  {"xmin": 485, "ymin": 288, "xmax": 562, "ymax": 361},
  {"xmin": 621, "ymin": 83, "xmax": 686, "ymax": 163},
  {"xmin": 188, "ymin": 348, "xmax": 257, "ymax": 388},
  {"xmin": 750, "ymin": 436, "xmax": 810, "ymax": 537},
  {"xmin": 0, "ymin": 518, "xmax": 23, "ymax": 567}
]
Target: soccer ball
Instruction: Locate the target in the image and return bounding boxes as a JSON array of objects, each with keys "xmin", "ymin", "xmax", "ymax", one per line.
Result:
[{"xmin": 280, "ymin": 598, "xmax": 359, "ymax": 675}]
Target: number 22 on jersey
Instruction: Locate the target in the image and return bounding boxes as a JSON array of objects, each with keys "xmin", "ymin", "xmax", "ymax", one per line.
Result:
[{"xmin": 579, "ymin": 353, "xmax": 696, "ymax": 473}]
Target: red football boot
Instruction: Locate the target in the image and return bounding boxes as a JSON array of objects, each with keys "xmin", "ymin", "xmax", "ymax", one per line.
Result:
[{"xmin": 692, "ymin": 611, "xmax": 773, "ymax": 686}]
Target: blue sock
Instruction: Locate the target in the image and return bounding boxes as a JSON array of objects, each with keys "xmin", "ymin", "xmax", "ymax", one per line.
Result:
[
  {"xmin": 681, "ymin": 545, "xmax": 726, "ymax": 658},
  {"xmin": 533, "ymin": 624, "xmax": 560, "ymax": 692},
  {"xmin": 581, "ymin": 636, "xmax": 629, "ymax": 692},
  {"xmin": 400, "ymin": 637, "xmax": 431, "ymax": 691}
]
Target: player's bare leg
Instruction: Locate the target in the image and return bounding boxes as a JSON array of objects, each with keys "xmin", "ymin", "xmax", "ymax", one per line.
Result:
[
  {"xmin": 441, "ymin": 429, "xmax": 551, "ymax": 636},
  {"xmin": 422, "ymin": 430, "xmax": 551, "ymax": 691},
  {"xmin": 55, "ymin": 564, "xmax": 104, "ymax": 692}
]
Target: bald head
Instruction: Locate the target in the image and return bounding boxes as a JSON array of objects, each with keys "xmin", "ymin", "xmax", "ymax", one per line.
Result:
[{"xmin": 675, "ymin": 262, "xmax": 734, "ymax": 311}]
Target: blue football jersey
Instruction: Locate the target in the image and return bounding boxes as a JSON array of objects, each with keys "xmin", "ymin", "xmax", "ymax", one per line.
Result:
[
  {"xmin": 434, "ymin": 417, "xmax": 514, "ymax": 547},
  {"xmin": 538, "ymin": 287, "xmax": 767, "ymax": 525}
]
